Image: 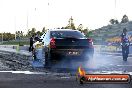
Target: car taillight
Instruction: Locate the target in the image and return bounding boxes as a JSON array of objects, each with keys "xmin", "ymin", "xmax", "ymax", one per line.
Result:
[
  {"xmin": 88, "ymin": 38, "xmax": 94, "ymax": 47},
  {"xmin": 50, "ymin": 38, "xmax": 56, "ymax": 48}
]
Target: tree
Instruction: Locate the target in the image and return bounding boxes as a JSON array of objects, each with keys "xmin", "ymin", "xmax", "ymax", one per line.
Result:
[
  {"xmin": 82, "ymin": 28, "xmax": 92, "ymax": 38},
  {"xmin": 121, "ymin": 14, "xmax": 129, "ymax": 23},
  {"xmin": 0, "ymin": 32, "xmax": 15, "ymax": 41},
  {"xmin": 109, "ymin": 19, "xmax": 119, "ymax": 24},
  {"xmin": 77, "ymin": 24, "xmax": 83, "ymax": 31},
  {"xmin": 109, "ymin": 19, "xmax": 115, "ymax": 24},
  {"xmin": 115, "ymin": 20, "xmax": 119, "ymax": 24},
  {"xmin": 61, "ymin": 27, "xmax": 65, "ymax": 29},
  {"xmin": 42, "ymin": 27, "xmax": 46, "ymax": 34},
  {"xmin": 31, "ymin": 28, "xmax": 36, "ymax": 35},
  {"xmin": 26, "ymin": 28, "xmax": 36, "ymax": 37},
  {"xmin": 65, "ymin": 16, "xmax": 76, "ymax": 30},
  {"xmin": 27, "ymin": 29, "xmax": 32, "ymax": 37},
  {"xmin": 36, "ymin": 31, "xmax": 43, "ymax": 36}
]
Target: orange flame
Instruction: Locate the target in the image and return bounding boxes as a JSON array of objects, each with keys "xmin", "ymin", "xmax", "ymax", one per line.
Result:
[{"xmin": 78, "ymin": 66, "xmax": 86, "ymax": 76}]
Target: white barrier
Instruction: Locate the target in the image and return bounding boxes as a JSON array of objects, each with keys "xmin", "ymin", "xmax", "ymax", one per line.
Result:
[
  {"xmin": 0, "ymin": 45, "xmax": 17, "ymax": 49},
  {"xmin": 95, "ymin": 45, "xmax": 132, "ymax": 54},
  {"xmin": 94, "ymin": 45, "xmax": 122, "ymax": 52}
]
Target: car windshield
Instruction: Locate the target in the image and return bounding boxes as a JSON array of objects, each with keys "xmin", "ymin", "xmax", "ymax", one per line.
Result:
[{"xmin": 50, "ymin": 31, "xmax": 85, "ymax": 39}]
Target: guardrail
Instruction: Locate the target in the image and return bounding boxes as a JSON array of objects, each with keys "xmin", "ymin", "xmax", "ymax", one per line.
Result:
[
  {"xmin": 0, "ymin": 45, "xmax": 132, "ymax": 54},
  {"xmin": 94, "ymin": 45, "xmax": 132, "ymax": 54},
  {"xmin": 0, "ymin": 45, "xmax": 29, "ymax": 51}
]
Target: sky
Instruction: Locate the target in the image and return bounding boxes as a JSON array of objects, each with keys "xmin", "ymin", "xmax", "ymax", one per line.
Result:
[{"xmin": 0, "ymin": 0, "xmax": 132, "ymax": 34}]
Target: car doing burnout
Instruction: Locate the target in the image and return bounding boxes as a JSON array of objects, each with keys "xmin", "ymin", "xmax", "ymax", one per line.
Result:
[{"xmin": 42, "ymin": 29, "xmax": 94, "ymax": 67}]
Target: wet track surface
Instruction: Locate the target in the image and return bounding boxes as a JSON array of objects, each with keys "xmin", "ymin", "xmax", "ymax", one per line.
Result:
[{"xmin": 0, "ymin": 52, "xmax": 132, "ymax": 88}]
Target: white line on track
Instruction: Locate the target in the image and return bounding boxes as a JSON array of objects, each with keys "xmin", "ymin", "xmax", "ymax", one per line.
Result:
[
  {"xmin": 0, "ymin": 71, "xmax": 132, "ymax": 75},
  {"xmin": 117, "ymin": 65, "xmax": 132, "ymax": 67},
  {"xmin": 0, "ymin": 71, "xmax": 48, "ymax": 75}
]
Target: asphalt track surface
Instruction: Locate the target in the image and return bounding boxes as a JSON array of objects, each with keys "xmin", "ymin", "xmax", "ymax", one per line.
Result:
[
  {"xmin": 0, "ymin": 53, "xmax": 132, "ymax": 88},
  {"xmin": 0, "ymin": 72, "xmax": 131, "ymax": 88}
]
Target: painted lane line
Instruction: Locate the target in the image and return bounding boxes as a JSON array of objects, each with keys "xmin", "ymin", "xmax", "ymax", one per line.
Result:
[
  {"xmin": 117, "ymin": 65, "xmax": 132, "ymax": 67},
  {"xmin": 0, "ymin": 71, "xmax": 49, "ymax": 75},
  {"xmin": 0, "ymin": 71, "xmax": 132, "ymax": 75},
  {"xmin": 93, "ymin": 71, "xmax": 132, "ymax": 75}
]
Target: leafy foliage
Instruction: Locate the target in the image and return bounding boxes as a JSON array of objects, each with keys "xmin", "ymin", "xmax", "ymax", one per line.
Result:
[
  {"xmin": 0, "ymin": 33, "xmax": 15, "ymax": 41},
  {"xmin": 121, "ymin": 15, "xmax": 129, "ymax": 23},
  {"xmin": 65, "ymin": 16, "xmax": 76, "ymax": 30},
  {"xmin": 109, "ymin": 19, "xmax": 119, "ymax": 24}
]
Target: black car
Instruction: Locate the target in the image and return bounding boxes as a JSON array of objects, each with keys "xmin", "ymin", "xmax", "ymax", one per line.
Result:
[{"xmin": 42, "ymin": 29, "xmax": 94, "ymax": 67}]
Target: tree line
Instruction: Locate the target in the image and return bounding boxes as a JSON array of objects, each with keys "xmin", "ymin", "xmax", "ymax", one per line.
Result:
[
  {"xmin": 109, "ymin": 14, "xmax": 129, "ymax": 24},
  {"xmin": 0, "ymin": 33, "xmax": 15, "ymax": 41},
  {"xmin": 26, "ymin": 16, "xmax": 93, "ymax": 38},
  {"xmin": 0, "ymin": 14, "xmax": 130, "ymax": 41}
]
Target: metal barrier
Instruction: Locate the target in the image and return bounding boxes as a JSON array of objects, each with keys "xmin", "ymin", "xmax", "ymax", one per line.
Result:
[{"xmin": 94, "ymin": 45, "xmax": 132, "ymax": 54}]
